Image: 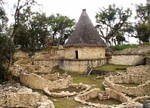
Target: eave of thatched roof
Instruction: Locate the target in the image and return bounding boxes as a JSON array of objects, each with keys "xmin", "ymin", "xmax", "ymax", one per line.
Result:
[{"xmin": 65, "ymin": 9, "xmax": 106, "ymax": 47}]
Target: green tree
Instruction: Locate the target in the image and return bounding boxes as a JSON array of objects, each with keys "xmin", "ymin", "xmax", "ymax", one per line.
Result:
[
  {"xmin": 8, "ymin": 0, "xmax": 37, "ymax": 68},
  {"xmin": 0, "ymin": 6, "xmax": 9, "ymax": 82},
  {"xmin": 134, "ymin": 0, "xmax": 150, "ymax": 43},
  {"xmin": 14, "ymin": 7, "xmax": 49, "ymax": 52},
  {"xmin": 48, "ymin": 14, "xmax": 75, "ymax": 45},
  {"xmin": 95, "ymin": 4, "xmax": 132, "ymax": 45}
]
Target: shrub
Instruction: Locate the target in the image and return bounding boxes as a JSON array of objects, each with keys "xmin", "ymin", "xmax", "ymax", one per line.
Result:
[{"xmin": 110, "ymin": 44, "xmax": 138, "ymax": 51}]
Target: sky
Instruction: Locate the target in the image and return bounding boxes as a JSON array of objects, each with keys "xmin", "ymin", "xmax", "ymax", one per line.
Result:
[
  {"xmin": 5, "ymin": 0, "xmax": 147, "ymax": 43},
  {"xmin": 36, "ymin": 0, "xmax": 146, "ymax": 23},
  {"xmin": 5, "ymin": 0, "xmax": 146, "ymax": 23}
]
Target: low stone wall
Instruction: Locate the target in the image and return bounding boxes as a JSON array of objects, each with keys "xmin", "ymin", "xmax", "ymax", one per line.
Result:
[
  {"xmin": 60, "ymin": 58, "xmax": 106, "ymax": 73},
  {"xmin": 44, "ymin": 83, "xmax": 91, "ymax": 98},
  {"xmin": 0, "ymin": 84, "xmax": 54, "ymax": 108},
  {"xmin": 20, "ymin": 73, "xmax": 72, "ymax": 90},
  {"xmin": 104, "ymin": 74, "xmax": 150, "ymax": 96},
  {"xmin": 34, "ymin": 59, "xmax": 60, "ymax": 73},
  {"xmin": 109, "ymin": 54, "xmax": 145, "ymax": 65},
  {"xmin": 74, "ymin": 88, "xmax": 142, "ymax": 108},
  {"xmin": 127, "ymin": 65, "xmax": 150, "ymax": 75}
]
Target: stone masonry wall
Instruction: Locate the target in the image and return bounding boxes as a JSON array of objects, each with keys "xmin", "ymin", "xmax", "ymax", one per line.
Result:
[
  {"xmin": 65, "ymin": 47, "xmax": 105, "ymax": 59},
  {"xmin": 20, "ymin": 73, "xmax": 72, "ymax": 90},
  {"xmin": 104, "ymin": 74, "xmax": 150, "ymax": 96},
  {"xmin": 109, "ymin": 55, "xmax": 144, "ymax": 65},
  {"xmin": 60, "ymin": 59, "xmax": 106, "ymax": 73}
]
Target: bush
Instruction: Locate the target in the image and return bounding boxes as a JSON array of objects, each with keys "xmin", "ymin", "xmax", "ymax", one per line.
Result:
[
  {"xmin": 142, "ymin": 42, "xmax": 150, "ymax": 45},
  {"xmin": 110, "ymin": 44, "xmax": 138, "ymax": 51}
]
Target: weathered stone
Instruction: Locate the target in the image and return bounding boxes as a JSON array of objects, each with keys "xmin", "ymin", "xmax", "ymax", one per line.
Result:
[
  {"xmin": 143, "ymin": 100, "xmax": 150, "ymax": 108},
  {"xmin": 0, "ymin": 84, "xmax": 54, "ymax": 108},
  {"xmin": 109, "ymin": 55, "xmax": 144, "ymax": 65}
]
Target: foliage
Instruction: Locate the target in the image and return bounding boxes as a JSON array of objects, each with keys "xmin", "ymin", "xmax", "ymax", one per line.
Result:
[
  {"xmin": 95, "ymin": 4, "xmax": 132, "ymax": 46},
  {"xmin": 143, "ymin": 42, "xmax": 150, "ymax": 45},
  {"xmin": 110, "ymin": 44, "xmax": 138, "ymax": 51},
  {"xmin": 94, "ymin": 64, "xmax": 131, "ymax": 72},
  {"xmin": 48, "ymin": 14, "xmax": 75, "ymax": 45},
  {"xmin": 133, "ymin": 0, "xmax": 150, "ymax": 43},
  {"xmin": 0, "ymin": 6, "xmax": 9, "ymax": 83},
  {"xmin": 14, "ymin": 7, "xmax": 49, "ymax": 52},
  {"xmin": 13, "ymin": 8, "xmax": 75, "ymax": 52}
]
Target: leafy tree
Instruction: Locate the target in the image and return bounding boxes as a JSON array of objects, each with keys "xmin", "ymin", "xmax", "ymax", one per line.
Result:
[
  {"xmin": 0, "ymin": 6, "xmax": 9, "ymax": 82},
  {"xmin": 95, "ymin": 4, "xmax": 132, "ymax": 45},
  {"xmin": 8, "ymin": 0, "xmax": 37, "ymax": 68},
  {"xmin": 134, "ymin": 0, "xmax": 150, "ymax": 43},
  {"xmin": 48, "ymin": 14, "xmax": 75, "ymax": 45},
  {"xmin": 14, "ymin": 7, "xmax": 49, "ymax": 52}
]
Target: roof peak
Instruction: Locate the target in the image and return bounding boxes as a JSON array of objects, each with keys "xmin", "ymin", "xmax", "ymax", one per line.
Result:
[
  {"xmin": 65, "ymin": 9, "xmax": 106, "ymax": 47},
  {"xmin": 82, "ymin": 9, "xmax": 86, "ymax": 11}
]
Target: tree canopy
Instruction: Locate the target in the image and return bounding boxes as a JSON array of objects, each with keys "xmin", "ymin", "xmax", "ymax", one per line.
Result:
[{"xmin": 95, "ymin": 4, "xmax": 132, "ymax": 45}]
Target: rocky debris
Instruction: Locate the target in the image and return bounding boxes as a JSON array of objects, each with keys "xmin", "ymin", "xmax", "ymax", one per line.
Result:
[
  {"xmin": 113, "ymin": 45, "xmax": 150, "ymax": 55},
  {"xmin": 0, "ymin": 83, "xmax": 54, "ymax": 108}
]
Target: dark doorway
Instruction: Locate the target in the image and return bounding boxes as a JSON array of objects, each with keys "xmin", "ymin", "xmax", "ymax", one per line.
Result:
[{"xmin": 75, "ymin": 50, "xmax": 78, "ymax": 59}]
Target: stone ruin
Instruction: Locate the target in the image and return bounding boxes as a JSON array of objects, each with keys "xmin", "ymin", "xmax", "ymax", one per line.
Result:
[
  {"xmin": 104, "ymin": 74, "xmax": 150, "ymax": 96},
  {"xmin": 11, "ymin": 63, "xmax": 92, "ymax": 98},
  {"xmin": 8, "ymin": 51, "xmax": 150, "ymax": 108},
  {"xmin": 44, "ymin": 83, "xmax": 91, "ymax": 98},
  {"xmin": 74, "ymin": 88, "xmax": 142, "ymax": 108},
  {"xmin": 74, "ymin": 65, "xmax": 150, "ymax": 108},
  {"xmin": 0, "ymin": 83, "xmax": 54, "ymax": 108}
]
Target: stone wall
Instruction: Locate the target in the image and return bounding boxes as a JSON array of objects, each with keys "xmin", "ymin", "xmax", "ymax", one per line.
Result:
[
  {"xmin": 104, "ymin": 74, "xmax": 150, "ymax": 96},
  {"xmin": 127, "ymin": 65, "xmax": 150, "ymax": 75},
  {"xmin": 20, "ymin": 73, "xmax": 72, "ymax": 90},
  {"xmin": 0, "ymin": 84, "xmax": 54, "ymax": 108},
  {"xmin": 109, "ymin": 54, "xmax": 145, "ymax": 65},
  {"xmin": 65, "ymin": 47, "xmax": 105, "ymax": 59},
  {"xmin": 60, "ymin": 58, "xmax": 106, "ymax": 73},
  {"xmin": 74, "ymin": 88, "xmax": 142, "ymax": 108},
  {"xmin": 34, "ymin": 59, "xmax": 59, "ymax": 73}
]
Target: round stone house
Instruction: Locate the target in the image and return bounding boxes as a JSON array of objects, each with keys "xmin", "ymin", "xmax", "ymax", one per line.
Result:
[{"xmin": 60, "ymin": 9, "xmax": 106, "ymax": 73}]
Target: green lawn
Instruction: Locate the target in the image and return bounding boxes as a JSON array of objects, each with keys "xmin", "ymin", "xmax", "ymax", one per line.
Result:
[
  {"xmin": 87, "ymin": 98, "xmax": 122, "ymax": 105},
  {"xmin": 52, "ymin": 97, "xmax": 85, "ymax": 108},
  {"xmin": 94, "ymin": 64, "xmax": 131, "ymax": 72}
]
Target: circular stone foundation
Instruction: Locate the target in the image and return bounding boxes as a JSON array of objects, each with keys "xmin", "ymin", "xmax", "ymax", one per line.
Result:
[
  {"xmin": 74, "ymin": 88, "xmax": 142, "ymax": 108},
  {"xmin": 44, "ymin": 83, "xmax": 91, "ymax": 97},
  {"xmin": 104, "ymin": 74, "xmax": 150, "ymax": 96}
]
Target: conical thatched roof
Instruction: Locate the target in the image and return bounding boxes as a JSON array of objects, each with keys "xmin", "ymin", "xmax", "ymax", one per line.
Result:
[{"xmin": 65, "ymin": 9, "xmax": 106, "ymax": 47}]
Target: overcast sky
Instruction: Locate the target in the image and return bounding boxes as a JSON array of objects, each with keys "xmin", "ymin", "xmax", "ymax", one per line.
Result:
[
  {"xmin": 6, "ymin": 0, "xmax": 146, "ymax": 23},
  {"xmin": 5, "ymin": 0, "xmax": 147, "ymax": 44},
  {"xmin": 36, "ymin": 0, "xmax": 146, "ymax": 23}
]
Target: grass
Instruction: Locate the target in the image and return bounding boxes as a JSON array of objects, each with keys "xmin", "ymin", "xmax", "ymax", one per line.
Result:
[
  {"xmin": 52, "ymin": 97, "xmax": 86, "ymax": 108},
  {"xmin": 70, "ymin": 72, "xmax": 104, "ymax": 90},
  {"xmin": 142, "ymin": 42, "xmax": 150, "ymax": 46},
  {"xmin": 87, "ymin": 97, "xmax": 122, "ymax": 105},
  {"xmin": 146, "ymin": 53, "xmax": 150, "ymax": 58},
  {"xmin": 94, "ymin": 64, "xmax": 131, "ymax": 72},
  {"xmin": 118, "ymin": 83, "xmax": 139, "ymax": 87},
  {"xmin": 110, "ymin": 44, "xmax": 138, "ymax": 51}
]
